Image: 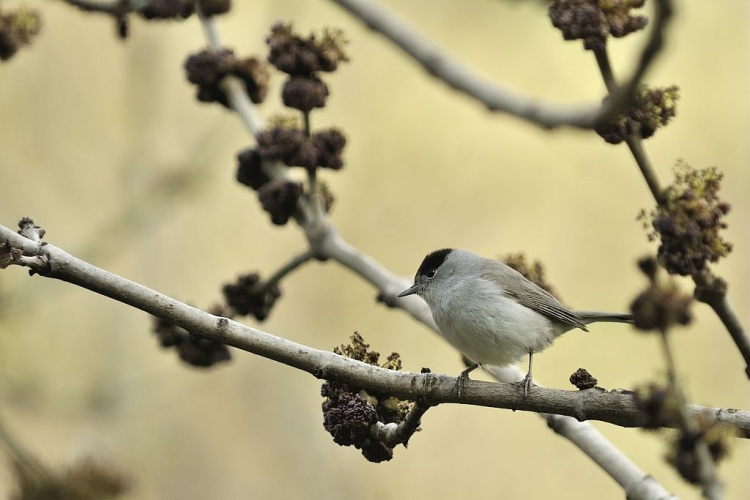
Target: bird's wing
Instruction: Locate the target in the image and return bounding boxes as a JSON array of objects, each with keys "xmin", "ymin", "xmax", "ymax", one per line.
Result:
[{"xmin": 482, "ymin": 266, "xmax": 588, "ymax": 331}]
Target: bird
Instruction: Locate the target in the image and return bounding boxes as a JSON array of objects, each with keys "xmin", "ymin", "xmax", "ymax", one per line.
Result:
[{"xmin": 398, "ymin": 248, "xmax": 632, "ymax": 396}]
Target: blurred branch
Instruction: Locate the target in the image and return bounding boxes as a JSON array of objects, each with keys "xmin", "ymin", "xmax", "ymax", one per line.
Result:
[
  {"xmin": 2, "ymin": 223, "xmax": 749, "ymax": 445},
  {"xmin": 694, "ymin": 271, "xmax": 750, "ymax": 378},
  {"xmin": 255, "ymin": 250, "xmax": 313, "ymax": 295},
  {"xmin": 327, "ymin": 0, "xmax": 672, "ymax": 131},
  {"xmin": 593, "ymin": 26, "xmax": 750, "ymax": 380},
  {"xmin": 659, "ymin": 330, "xmax": 722, "ymax": 499}
]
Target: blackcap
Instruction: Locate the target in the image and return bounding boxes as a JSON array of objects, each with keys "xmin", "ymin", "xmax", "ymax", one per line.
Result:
[{"xmin": 399, "ymin": 248, "xmax": 632, "ymax": 395}]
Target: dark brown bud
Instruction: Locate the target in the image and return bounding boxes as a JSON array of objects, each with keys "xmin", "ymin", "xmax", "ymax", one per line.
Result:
[
  {"xmin": 232, "ymin": 56, "xmax": 270, "ymax": 104},
  {"xmin": 312, "ymin": 128, "xmax": 346, "ymax": 170},
  {"xmin": 642, "ymin": 163, "xmax": 733, "ymax": 276},
  {"xmin": 222, "ymin": 272, "xmax": 281, "ymax": 321},
  {"xmin": 694, "ymin": 277, "xmax": 728, "ymax": 305},
  {"xmin": 0, "ymin": 6, "xmax": 42, "ymax": 61},
  {"xmin": 633, "ymin": 382, "xmax": 678, "ymax": 429},
  {"xmin": 549, "ymin": 0, "xmax": 647, "ymax": 51},
  {"xmin": 236, "ymin": 148, "xmax": 271, "ymax": 190},
  {"xmin": 152, "ymin": 315, "xmax": 231, "ymax": 368},
  {"xmin": 18, "ymin": 217, "xmax": 45, "ymax": 242},
  {"xmin": 257, "ymin": 180, "xmax": 303, "ymax": 225},
  {"xmin": 596, "ymin": 85, "xmax": 679, "ymax": 144},
  {"xmin": 256, "ymin": 125, "xmax": 318, "ymax": 168},
  {"xmin": 138, "ymin": 0, "xmax": 194, "ymax": 20},
  {"xmin": 569, "ymin": 368, "xmax": 598, "ymax": 390},
  {"xmin": 630, "ymin": 268, "xmax": 693, "ymax": 332},
  {"xmin": 198, "ymin": 0, "xmax": 231, "ymax": 16},
  {"xmin": 184, "ymin": 49, "xmax": 235, "ymax": 87},
  {"xmin": 266, "ymin": 22, "xmax": 348, "ymax": 75},
  {"xmin": 178, "ymin": 336, "xmax": 231, "ymax": 367},
  {"xmin": 282, "ymin": 75, "xmax": 329, "ymax": 112}
]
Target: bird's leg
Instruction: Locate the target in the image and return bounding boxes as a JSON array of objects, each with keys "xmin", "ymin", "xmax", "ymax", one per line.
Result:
[
  {"xmin": 455, "ymin": 363, "xmax": 479, "ymax": 397},
  {"xmin": 522, "ymin": 352, "xmax": 535, "ymax": 399}
]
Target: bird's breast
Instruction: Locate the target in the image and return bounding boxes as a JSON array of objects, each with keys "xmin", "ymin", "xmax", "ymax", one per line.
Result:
[{"xmin": 427, "ymin": 282, "xmax": 558, "ymax": 367}]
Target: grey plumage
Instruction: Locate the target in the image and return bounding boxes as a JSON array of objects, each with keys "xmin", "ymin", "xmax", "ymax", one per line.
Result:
[{"xmin": 399, "ymin": 248, "xmax": 632, "ymax": 393}]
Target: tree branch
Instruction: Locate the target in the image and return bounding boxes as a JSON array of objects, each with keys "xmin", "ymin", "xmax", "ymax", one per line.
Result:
[
  {"xmin": 2, "ymin": 223, "xmax": 748, "ymax": 443},
  {"xmin": 327, "ymin": 0, "xmax": 672, "ymax": 131}
]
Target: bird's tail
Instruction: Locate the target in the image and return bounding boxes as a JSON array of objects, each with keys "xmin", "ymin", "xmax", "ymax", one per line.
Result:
[{"xmin": 575, "ymin": 311, "xmax": 633, "ymax": 325}]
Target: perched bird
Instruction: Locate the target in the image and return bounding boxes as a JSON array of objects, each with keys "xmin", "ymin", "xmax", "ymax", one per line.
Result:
[{"xmin": 399, "ymin": 248, "xmax": 632, "ymax": 395}]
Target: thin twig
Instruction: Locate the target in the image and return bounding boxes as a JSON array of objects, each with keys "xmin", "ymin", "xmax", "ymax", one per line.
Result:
[
  {"xmin": 694, "ymin": 271, "xmax": 750, "ymax": 379},
  {"xmin": 302, "ymin": 111, "xmax": 326, "ymax": 223},
  {"xmin": 256, "ymin": 250, "xmax": 314, "ymax": 295},
  {"xmin": 371, "ymin": 400, "xmax": 431, "ymax": 448},
  {"xmin": 593, "ymin": 46, "xmax": 617, "ymax": 93},
  {"xmin": 626, "ymin": 136, "xmax": 664, "ymax": 202}
]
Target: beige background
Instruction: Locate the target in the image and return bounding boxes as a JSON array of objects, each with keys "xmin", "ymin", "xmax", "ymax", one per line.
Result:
[{"xmin": 0, "ymin": 1, "xmax": 747, "ymax": 498}]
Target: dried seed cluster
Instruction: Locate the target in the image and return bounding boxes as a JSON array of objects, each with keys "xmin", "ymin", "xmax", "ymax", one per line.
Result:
[
  {"xmin": 630, "ymin": 256, "xmax": 693, "ymax": 332},
  {"xmin": 138, "ymin": 0, "xmax": 231, "ymax": 20},
  {"xmin": 222, "ymin": 272, "xmax": 282, "ymax": 320},
  {"xmin": 640, "ymin": 163, "xmax": 733, "ymax": 276},
  {"xmin": 502, "ymin": 253, "xmax": 560, "ymax": 299},
  {"xmin": 569, "ymin": 368, "xmax": 598, "ymax": 390},
  {"xmin": 549, "ymin": 0, "xmax": 647, "ymax": 51},
  {"xmin": 0, "ymin": 6, "xmax": 42, "ymax": 61},
  {"xmin": 153, "ymin": 315, "xmax": 232, "ymax": 368},
  {"xmin": 184, "ymin": 49, "xmax": 270, "ymax": 107},
  {"xmin": 266, "ymin": 21, "xmax": 348, "ymax": 112},
  {"xmin": 321, "ymin": 333, "xmax": 411, "ymax": 463},
  {"xmin": 596, "ymin": 85, "xmax": 679, "ymax": 144}
]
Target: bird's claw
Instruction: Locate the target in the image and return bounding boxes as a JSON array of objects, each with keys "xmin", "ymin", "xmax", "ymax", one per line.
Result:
[
  {"xmin": 522, "ymin": 373, "xmax": 534, "ymax": 400},
  {"xmin": 455, "ymin": 372, "xmax": 469, "ymax": 398}
]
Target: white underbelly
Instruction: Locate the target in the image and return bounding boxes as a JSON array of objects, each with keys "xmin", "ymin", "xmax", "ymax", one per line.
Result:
[{"xmin": 432, "ymin": 293, "xmax": 559, "ymax": 368}]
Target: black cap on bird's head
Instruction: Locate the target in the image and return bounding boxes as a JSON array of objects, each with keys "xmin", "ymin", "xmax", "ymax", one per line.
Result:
[{"xmin": 398, "ymin": 248, "xmax": 455, "ymax": 297}]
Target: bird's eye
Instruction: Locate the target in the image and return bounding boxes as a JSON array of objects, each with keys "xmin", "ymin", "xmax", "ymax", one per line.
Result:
[{"xmin": 424, "ymin": 268, "xmax": 437, "ymax": 279}]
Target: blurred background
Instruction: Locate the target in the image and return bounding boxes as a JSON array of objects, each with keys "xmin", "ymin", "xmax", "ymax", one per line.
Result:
[{"xmin": 0, "ymin": 0, "xmax": 747, "ymax": 498}]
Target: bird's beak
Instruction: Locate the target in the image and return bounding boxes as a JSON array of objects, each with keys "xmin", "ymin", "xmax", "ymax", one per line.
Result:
[{"xmin": 398, "ymin": 283, "xmax": 421, "ymax": 297}]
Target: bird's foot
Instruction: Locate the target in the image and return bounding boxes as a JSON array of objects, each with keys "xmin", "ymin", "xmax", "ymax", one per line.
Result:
[
  {"xmin": 522, "ymin": 372, "xmax": 534, "ymax": 400},
  {"xmin": 455, "ymin": 364, "xmax": 478, "ymax": 398}
]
